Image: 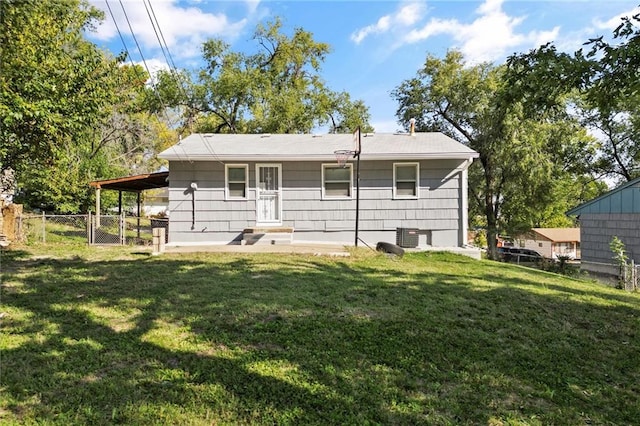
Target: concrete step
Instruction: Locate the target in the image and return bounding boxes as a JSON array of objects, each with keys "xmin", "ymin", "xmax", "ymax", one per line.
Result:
[{"xmin": 242, "ymin": 227, "xmax": 294, "ymax": 246}]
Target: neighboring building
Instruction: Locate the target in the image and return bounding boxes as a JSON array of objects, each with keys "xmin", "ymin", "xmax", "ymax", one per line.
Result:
[
  {"xmin": 143, "ymin": 188, "xmax": 169, "ymax": 217},
  {"xmin": 514, "ymin": 228, "xmax": 581, "ymax": 260},
  {"xmin": 567, "ymin": 177, "xmax": 640, "ymax": 275},
  {"xmin": 158, "ymin": 132, "xmax": 479, "ymax": 247}
]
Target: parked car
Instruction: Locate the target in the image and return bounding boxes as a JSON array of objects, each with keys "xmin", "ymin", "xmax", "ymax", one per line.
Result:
[{"xmin": 497, "ymin": 247, "xmax": 544, "ymax": 263}]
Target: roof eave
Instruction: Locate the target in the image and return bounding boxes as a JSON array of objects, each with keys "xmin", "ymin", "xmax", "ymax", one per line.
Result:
[{"xmin": 158, "ymin": 153, "xmax": 479, "ymax": 162}]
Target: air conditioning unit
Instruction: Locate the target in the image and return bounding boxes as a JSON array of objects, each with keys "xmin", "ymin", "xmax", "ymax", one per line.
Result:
[{"xmin": 396, "ymin": 227, "xmax": 419, "ymax": 248}]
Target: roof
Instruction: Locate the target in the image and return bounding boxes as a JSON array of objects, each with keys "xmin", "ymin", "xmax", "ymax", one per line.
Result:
[
  {"xmin": 89, "ymin": 171, "xmax": 169, "ymax": 192},
  {"xmin": 158, "ymin": 132, "xmax": 479, "ymax": 162},
  {"xmin": 529, "ymin": 228, "xmax": 580, "ymax": 242},
  {"xmin": 566, "ymin": 176, "xmax": 640, "ymax": 216}
]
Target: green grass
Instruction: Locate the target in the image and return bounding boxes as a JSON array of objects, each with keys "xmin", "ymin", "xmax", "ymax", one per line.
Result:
[{"xmin": 1, "ymin": 243, "xmax": 639, "ymax": 425}]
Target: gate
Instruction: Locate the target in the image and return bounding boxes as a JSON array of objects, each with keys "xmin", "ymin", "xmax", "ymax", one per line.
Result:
[{"xmin": 88, "ymin": 213, "xmax": 164, "ymax": 246}]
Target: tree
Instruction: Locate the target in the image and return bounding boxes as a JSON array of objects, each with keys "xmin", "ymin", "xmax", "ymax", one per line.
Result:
[
  {"xmin": 392, "ymin": 50, "xmax": 597, "ymax": 258},
  {"xmin": 0, "ymin": 0, "xmax": 118, "ymax": 177},
  {"xmin": 152, "ymin": 18, "xmax": 372, "ymax": 135},
  {"xmin": 505, "ymin": 11, "xmax": 640, "ymax": 184},
  {"xmin": 582, "ymin": 14, "xmax": 640, "ymax": 182},
  {"xmin": 1, "ymin": 0, "xmax": 175, "ymax": 213}
]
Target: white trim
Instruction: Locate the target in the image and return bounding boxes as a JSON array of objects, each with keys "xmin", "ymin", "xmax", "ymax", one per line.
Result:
[
  {"xmin": 393, "ymin": 162, "xmax": 420, "ymax": 199},
  {"xmin": 460, "ymin": 167, "xmax": 468, "ymax": 246},
  {"xmin": 256, "ymin": 163, "xmax": 282, "ymax": 225},
  {"xmin": 225, "ymin": 164, "xmax": 248, "ymax": 200},
  {"xmin": 321, "ymin": 163, "xmax": 353, "ymax": 200}
]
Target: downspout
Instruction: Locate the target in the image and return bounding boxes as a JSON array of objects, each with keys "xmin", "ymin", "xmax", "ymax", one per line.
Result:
[
  {"xmin": 460, "ymin": 158, "xmax": 471, "ymax": 247},
  {"xmin": 355, "ymin": 127, "xmax": 362, "ymax": 247},
  {"xmin": 190, "ymin": 182, "xmax": 198, "ymax": 230}
]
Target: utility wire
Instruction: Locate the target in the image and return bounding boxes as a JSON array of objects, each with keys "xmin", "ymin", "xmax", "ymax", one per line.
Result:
[
  {"xmin": 143, "ymin": 1, "xmax": 219, "ymax": 162},
  {"xmin": 104, "ymin": 0, "xmax": 136, "ymax": 69},
  {"xmin": 146, "ymin": 0, "xmax": 180, "ymax": 75},
  {"xmin": 143, "ymin": 0, "xmax": 192, "ymax": 111},
  {"xmin": 105, "ymin": 0, "xmax": 185, "ymax": 163},
  {"xmin": 117, "ymin": 0, "xmax": 168, "ymax": 113},
  {"xmin": 142, "ymin": 0, "xmax": 173, "ymax": 76}
]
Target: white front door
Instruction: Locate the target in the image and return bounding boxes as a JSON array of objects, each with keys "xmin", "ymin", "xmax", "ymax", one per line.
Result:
[{"xmin": 256, "ymin": 164, "xmax": 282, "ymax": 225}]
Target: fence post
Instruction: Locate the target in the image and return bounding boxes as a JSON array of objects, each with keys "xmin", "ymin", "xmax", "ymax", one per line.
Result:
[
  {"xmin": 42, "ymin": 211, "xmax": 46, "ymax": 243},
  {"xmin": 87, "ymin": 212, "xmax": 92, "ymax": 245},
  {"xmin": 120, "ymin": 213, "xmax": 126, "ymax": 245}
]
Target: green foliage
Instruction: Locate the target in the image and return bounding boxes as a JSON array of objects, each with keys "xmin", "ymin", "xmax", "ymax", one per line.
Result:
[
  {"xmin": 0, "ymin": 0, "xmax": 117, "ymax": 174},
  {"xmin": 1, "ymin": 1, "xmax": 175, "ymax": 212},
  {"xmin": 610, "ymin": 236, "xmax": 629, "ymax": 266},
  {"xmin": 472, "ymin": 229, "xmax": 488, "ymax": 248},
  {"xmin": 392, "ymin": 50, "xmax": 595, "ymax": 258},
  {"xmin": 506, "ymin": 15, "xmax": 640, "ymax": 183},
  {"xmin": 153, "ymin": 18, "xmax": 372, "ymax": 134},
  {"xmin": 538, "ymin": 256, "xmax": 581, "ymax": 277},
  {"xmin": 610, "ymin": 236, "xmax": 629, "ymax": 288}
]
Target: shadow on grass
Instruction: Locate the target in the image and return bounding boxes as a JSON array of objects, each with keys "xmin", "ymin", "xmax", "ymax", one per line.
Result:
[{"xmin": 2, "ymin": 250, "xmax": 640, "ymax": 424}]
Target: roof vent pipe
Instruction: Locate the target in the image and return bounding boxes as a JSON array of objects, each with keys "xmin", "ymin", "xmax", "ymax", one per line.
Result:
[{"xmin": 409, "ymin": 118, "xmax": 416, "ymax": 136}]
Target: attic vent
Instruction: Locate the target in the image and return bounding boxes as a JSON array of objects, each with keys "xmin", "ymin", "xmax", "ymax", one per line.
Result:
[
  {"xmin": 312, "ymin": 134, "xmax": 323, "ymax": 138},
  {"xmin": 261, "ymin": 133, "xmax": 271, "ymax": 138},
  {"xmin": 363, "ymin": 133, "xmax": 374, "ymax": 137}
]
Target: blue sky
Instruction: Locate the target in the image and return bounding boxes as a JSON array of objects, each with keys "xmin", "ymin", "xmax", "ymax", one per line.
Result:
[{"xmin": 88, "ymin": 0, "xmax": 640, "ymax": 133}]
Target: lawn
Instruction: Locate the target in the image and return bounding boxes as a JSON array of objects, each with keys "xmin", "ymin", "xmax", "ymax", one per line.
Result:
[{"xmin": 1, "ymin": 243, "xmax": 639, "ymax": 425}]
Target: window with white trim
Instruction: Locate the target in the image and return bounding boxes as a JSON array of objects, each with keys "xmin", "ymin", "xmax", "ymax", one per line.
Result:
[
  {"xmin": 394, "ymin": 163, "xmax": 419, "ymax": 199},
  {"xmin": 322, "ymin": 164, "xmax": 352, "ymax": 199},
  {"xmin": 225, "ymin": 164, "xmax": 248, "ymax": 199}
]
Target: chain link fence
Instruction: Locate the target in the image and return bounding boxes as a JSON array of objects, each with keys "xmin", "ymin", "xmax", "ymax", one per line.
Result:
[
  {"xmin": 18, "ymin": 213, "xmax": 168, "ymax": 246},
  {"xmin": 20, "ymin": 214, "xmax": 89, "ymax": 244}
]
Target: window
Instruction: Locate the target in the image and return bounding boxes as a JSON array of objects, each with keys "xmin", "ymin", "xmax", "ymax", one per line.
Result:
[
  {"xmin": 225, "ymin": 164, "xmax": 248, "ymax": 199},
  {"xmin": 394, "ymin": 163, "xmax": 419, "ymax": 198},
  {"xmin": 322, "ymin": 164, "xmax": 352, "ymax": 198}
]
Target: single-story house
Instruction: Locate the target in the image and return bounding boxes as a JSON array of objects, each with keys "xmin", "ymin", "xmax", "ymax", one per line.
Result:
[
  {"xmin": 513, "ymin": 228, "xmax": 581, "ymax": 260},
  {"xmin": 567, "ymin": 176, "xmax": 640, "ymax": 275},
  {"xmin": 158, "ymin": 132, "xmax": 479, "ymax": 247}
]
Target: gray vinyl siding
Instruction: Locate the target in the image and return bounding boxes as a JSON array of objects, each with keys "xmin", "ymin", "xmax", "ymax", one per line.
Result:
[
  {"xmin": 579, "ymin": 213, "xmax": 640, "ymax": 264},
  {"xmin": 166, "ymin": 158, "xmax": 467, "ymax": 245}
]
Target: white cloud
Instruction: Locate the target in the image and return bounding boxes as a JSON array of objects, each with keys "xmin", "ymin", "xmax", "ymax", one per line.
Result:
[
  {"xmin": 351, "ymin": 1, "xmax": 426, "ymax": 45},
  {"xmin": 134, "ymin": 57, "xmax": 171, "ymax": 84},
  {"xmin": 594, "ymin": 6, "xmax": 640, "ymax": 31},
  {"xmin": 245, "ymin": 0, "xmax": 261, "ymax": 15},
  {"xmin": 91, "ymin": 0, "xmax": 248, "ymax": 60},
  {"xmin": 402, "ymin": 0, "xmax": 559, "ymax": 63}
]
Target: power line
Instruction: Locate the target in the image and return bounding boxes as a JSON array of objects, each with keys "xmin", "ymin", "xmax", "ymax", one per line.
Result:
[
  {"xmin": 146, "ymin": 0, "xmax": 180, "ymax": 74},
  {"xmin": 142, "ymin": 1, "xmax": 219, "ymax": 161},
  {"xmin": 142, "ymin": 0, "xmax": 172, "ymax": 75},
  {"xmin": 105, "ymin": 0, "xmax": 184, "ymax": 164},
  {"xmin": 104, "ymin": 0, "xmax": 135, "ymax": 69},
  {"xmin": 117, "ymin": 0, "xmax": 168, "ymax": 112},
  {"xmin": 142, "ymin": 0, "xmax": 191, "ymax": 107}
]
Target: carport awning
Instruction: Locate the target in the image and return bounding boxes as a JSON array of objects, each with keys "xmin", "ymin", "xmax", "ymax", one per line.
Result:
[
  {"xmin": 89, "ymin": 171, "xmax": 169, "ymax": 193},
  {"xmin": 89, "ymin": 171, "xmax": 169, "ymax": 217}
]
